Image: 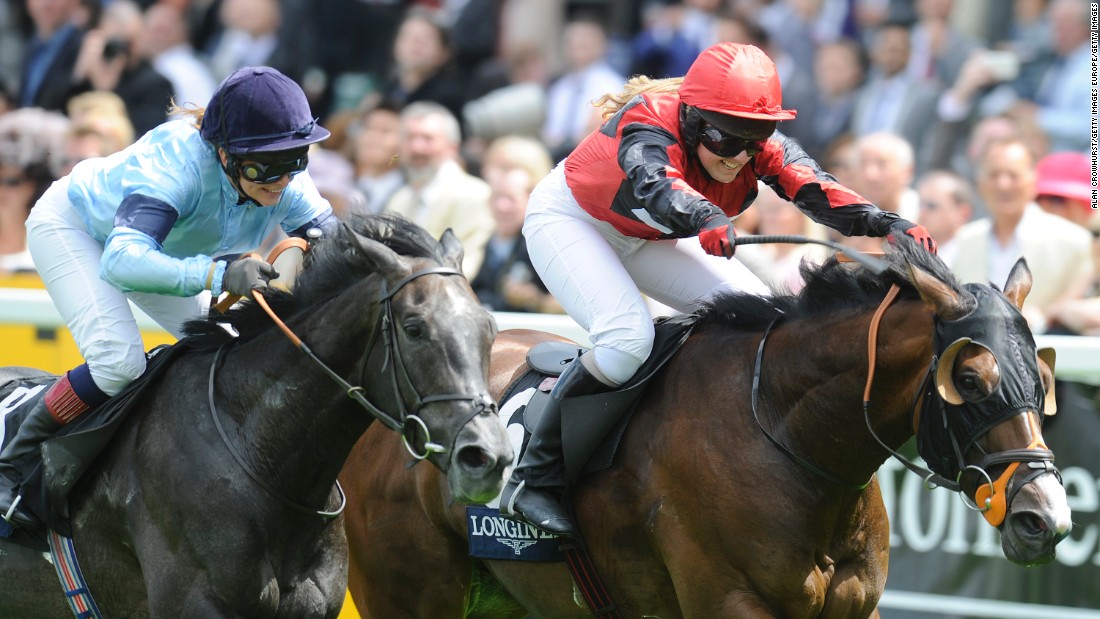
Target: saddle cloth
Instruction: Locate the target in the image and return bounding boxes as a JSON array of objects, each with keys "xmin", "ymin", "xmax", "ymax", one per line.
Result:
[{"xmin": 466, "ymin": 313, "xmax": 697, "ymax": 562}]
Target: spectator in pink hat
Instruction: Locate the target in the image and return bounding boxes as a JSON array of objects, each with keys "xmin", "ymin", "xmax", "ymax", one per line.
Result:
[
  {"xmin": 1038, "ymin": 151, "xmax": 1100, "ymax": 336},
  {"xmin": 1035, "ymin": 151, "xmax": 1094, "ymax": 228}
]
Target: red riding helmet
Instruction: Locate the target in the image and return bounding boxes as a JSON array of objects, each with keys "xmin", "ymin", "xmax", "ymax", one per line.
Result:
[{"xmin": 679, "ymin": 43, "xmax": 796, "ymax": 142}]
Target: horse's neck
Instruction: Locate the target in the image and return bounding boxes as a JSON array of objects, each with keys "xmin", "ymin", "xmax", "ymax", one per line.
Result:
[
  {"xmin": 768, "ymin": 301, "xmax": 933, "ymax": 484},
  {"xmin": 218, "ymin": 310, "xmax": 375, "ymax": 504}
]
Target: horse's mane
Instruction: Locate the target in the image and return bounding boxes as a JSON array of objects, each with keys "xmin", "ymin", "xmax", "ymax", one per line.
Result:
[
  {"xmin": 180, "ymin": 214, "xmax": 446, "ymax": 352},
  {"xmin": 694, "ymin": 237, "xmax": 970, "ymax": 332}
]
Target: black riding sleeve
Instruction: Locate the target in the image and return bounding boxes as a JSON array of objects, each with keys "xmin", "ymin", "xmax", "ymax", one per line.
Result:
[{"xmin": 617, "ymin": 122, "xmax": 725, "ymax": 237}]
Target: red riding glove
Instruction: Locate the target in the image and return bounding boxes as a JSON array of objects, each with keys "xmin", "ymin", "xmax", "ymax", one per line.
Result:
[
  {"xmin": 887, "ymin": 219, "xmax": 938, "ymax": 254},
  {"xmin": 698, "ymin": 215, "xmax": 738, "ymax": 259}
]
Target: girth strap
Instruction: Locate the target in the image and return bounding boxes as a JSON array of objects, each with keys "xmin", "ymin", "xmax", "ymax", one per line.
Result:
[
  {"xmin": 48, "ymin": 529, "xmax": 104, "ymax": 619},
  {"xmin": 561, "ymin": 542, "xmax": 623, "ymax": 619}
]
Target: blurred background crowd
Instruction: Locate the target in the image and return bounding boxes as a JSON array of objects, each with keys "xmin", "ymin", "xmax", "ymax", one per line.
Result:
[{"xmin": 0, "ymin": 0, "xmax": 1094, "ymax": 334}]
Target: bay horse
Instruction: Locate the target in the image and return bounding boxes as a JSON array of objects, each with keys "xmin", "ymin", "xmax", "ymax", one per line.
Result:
[
  {"xmin": 0, "ymin": 215, "xmax": 512, "ymax": 617},
  {"xmin": 340, "ymin": 238, "xmax": 1071, "ymax": 618}
]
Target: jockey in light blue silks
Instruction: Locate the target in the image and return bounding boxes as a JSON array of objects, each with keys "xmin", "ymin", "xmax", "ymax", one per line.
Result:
[{"xmin": 0, "ymin": 66, "xmax": 336, "ymax": 529}]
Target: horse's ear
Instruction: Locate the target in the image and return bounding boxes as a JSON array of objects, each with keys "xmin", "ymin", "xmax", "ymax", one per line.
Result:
[
  {"xmin": 1002, "ymin": 258, "xmax": 1032, "ymax": 310},
  {"xmin": 344, "ymin": 223, "xmax": 406, "ymax": 274},
  {"xmin": 439, "ymin": 228, "xmax": 465, "ymax": 271},
  {"xmin": 907, "ymin": 263, "xmax": 967, "ymax": 320}
]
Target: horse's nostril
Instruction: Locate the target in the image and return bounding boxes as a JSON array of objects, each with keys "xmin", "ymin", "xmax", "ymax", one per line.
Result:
[
  {"xmin": 457, "ymin": 445, "xmax": 492, "ymax": 471},
  {"xmin": 1012, "ymin": 511, "xmax": 1048, "ymax": 537}
]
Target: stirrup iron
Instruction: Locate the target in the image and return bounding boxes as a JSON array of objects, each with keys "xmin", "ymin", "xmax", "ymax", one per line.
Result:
[
  {"xmin": 2, "ymin": 494, "xmax": 22, "ymax": 525},
  {"xmin": 504, "ymin": 479, "xmax": 525, "ymax": 516}
]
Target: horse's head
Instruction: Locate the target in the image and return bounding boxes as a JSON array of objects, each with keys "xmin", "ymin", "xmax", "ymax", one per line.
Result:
[
  {"xmin": 343, "ymin": 220, "xmax": 512, "ymax": 504},
  {"xmin": 907, "ymin": 255, "xmax": 1071, "ymax": 565}
]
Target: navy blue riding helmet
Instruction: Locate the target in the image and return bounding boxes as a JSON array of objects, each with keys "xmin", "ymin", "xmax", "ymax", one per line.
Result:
[{"xmin": 200, "ymin": 67, "xmax": 331, "ymax": 195}]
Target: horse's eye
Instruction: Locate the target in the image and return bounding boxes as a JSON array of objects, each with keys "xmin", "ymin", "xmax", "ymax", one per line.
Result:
[
  {"xmin": 957, "ymin": 373, "xmax": 984, "ymax": 399},
  {"xmin": 404, "ymin": 322, "xmax": 423, "ymax": 339}
]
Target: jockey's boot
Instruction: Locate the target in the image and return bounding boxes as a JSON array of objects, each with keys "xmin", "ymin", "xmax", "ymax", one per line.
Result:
[
  {"xmin": 0, "ymin": 374, "xmax": 99, "ymax": 529},
  {"xmin": 500, "ymin": 354, "xmax": 612, "ymax": 539}
]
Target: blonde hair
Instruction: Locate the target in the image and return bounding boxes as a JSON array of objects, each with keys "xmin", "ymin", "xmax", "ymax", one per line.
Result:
[
  {"xmin": 167, "ymin": 100, "xmax": 206, "ymax": 130},
  {"xmin": 483, "ymin": 135, "xmax": 553, "ymax": 191},
  {"xmin": 67, "ymin": 91, "xmax": 128, "ymax": 122},
  {"xmin": 67, "ymin": 91, "xmax": 136, "ymax": 147},
  {"xmin": 593, "ymin": 76, "xmax": 683, "ymax": 120}
]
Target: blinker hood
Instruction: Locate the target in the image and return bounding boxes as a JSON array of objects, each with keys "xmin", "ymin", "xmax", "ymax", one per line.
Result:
[{"xmin": 917, "ymin": 284, "xmax": 1046, "ymax": 479}]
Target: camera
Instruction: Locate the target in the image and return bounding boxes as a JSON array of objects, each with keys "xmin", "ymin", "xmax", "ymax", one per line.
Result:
[{"xmin": 102, "ymin": 38, "xmax": 130, "ymax": 61}]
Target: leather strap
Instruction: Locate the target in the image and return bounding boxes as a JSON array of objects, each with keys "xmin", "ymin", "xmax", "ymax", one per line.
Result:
[
  {"xmin": 561, "ymin": 542, "xmax": 623, "ymax": 618},
  {"xmin": 212, "ymin": 237, "xmax": 309, "ymax": 314}
]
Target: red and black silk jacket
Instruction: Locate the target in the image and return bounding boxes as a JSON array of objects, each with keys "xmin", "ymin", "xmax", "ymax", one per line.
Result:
[{"xmin": 563, "ymin": 91, "xmax": 897, "ymax": 240}]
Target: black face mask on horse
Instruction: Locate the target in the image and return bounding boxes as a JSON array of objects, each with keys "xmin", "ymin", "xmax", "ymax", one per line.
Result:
[{"xmin": 917, "ymin": 282, "xmax": 1057, "ymax": 525}]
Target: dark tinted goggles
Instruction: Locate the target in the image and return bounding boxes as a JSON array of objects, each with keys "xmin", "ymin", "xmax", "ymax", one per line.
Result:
[
  {"xmin": 239, "ymin": 153, "xmax": 309, "ymax": 184},
  {"xmin": 698, "ymin": 124, "xmax": 766, "ymax": 158}
]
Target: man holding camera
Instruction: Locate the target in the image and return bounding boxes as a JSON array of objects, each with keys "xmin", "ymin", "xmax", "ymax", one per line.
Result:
[{"xmin": 72, "ymin": 0, "xmax": 173, "ymax": 137}]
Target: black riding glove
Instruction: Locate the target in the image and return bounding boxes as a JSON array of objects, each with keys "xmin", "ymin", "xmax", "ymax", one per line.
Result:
[{"xmin": 223, "ymin": 257, "xmax": 279, "ymax": 296}]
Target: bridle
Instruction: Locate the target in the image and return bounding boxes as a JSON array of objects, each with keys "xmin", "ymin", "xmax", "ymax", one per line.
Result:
[
  {"xmin": 207, "ymin": 264, "xmax": 496, "ymax": 519},
  {"xmin": 256, "ymin": 264, "xmax": 496, "ymax": 458},
  {"xmin": 751, "ymin": 282, "xmax": 1058, "ymax": 526},
  {"xmin": 862, "ymin": 285, "xmax": 1057, "ymax": 526}
]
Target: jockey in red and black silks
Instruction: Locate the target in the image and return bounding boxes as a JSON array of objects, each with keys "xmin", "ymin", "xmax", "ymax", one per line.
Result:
[
  {"xmin": 499, "ymin": 42, "xmax": 937, "ymax": 541},
  {"xmin": 564, "ymin": 91, "xmax": 901, "ymax": 241}
]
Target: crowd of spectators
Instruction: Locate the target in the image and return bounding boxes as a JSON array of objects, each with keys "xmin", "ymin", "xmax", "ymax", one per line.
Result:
[{"xmin": 0, "ymin": 0, "xmax": 1093, "ymax": 331}]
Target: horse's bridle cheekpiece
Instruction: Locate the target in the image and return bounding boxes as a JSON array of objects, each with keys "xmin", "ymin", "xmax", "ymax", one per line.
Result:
[{"xmin": 209, "ymin": 265, "xmax": 495, "ymax": 520}]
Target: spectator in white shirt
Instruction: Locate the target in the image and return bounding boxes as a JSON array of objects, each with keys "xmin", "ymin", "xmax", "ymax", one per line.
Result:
[{"xmin": 541, "ymin": 17, "xmax": 625, "ymax": 161}]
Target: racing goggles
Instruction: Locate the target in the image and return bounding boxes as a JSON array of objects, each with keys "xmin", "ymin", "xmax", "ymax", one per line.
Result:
[
  {"xmin": 238, "ymin": 151, "xmax": 309, "ymax": 184},
  {"xmin": 698, "ymin": 124, "xmax": 766, "ymax": 158}
]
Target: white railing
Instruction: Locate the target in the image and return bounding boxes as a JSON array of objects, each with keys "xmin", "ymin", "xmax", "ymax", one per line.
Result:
[{"xmin": 1, "ymin": 290, "xmax": 1097, "ymax": 384}]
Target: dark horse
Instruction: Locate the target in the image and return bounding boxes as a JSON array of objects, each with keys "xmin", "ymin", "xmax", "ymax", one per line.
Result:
[
  {"xmin": 0, "ymin": 215, "xmax": 512, "ymax": 617},
  {"xmin": 340, "ymin": 238, "xmax": 1070, "ymax": 618}
]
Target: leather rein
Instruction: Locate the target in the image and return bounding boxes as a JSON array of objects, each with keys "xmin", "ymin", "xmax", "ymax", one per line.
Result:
[
  {"xmin": 207, "ymin": 265, "xmax": 495, "ymax": 520},
  {"xmin": 751, "ymin": 283, "xmax": 1055, "ymax": 525}
]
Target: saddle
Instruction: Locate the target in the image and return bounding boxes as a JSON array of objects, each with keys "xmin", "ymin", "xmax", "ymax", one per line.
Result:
[
  {"xmin": 0, "ymin": 343, "xmax": 184, "ymax": 548},
  {"xmin": 516, "ymin": 313, "xmax": 697, "ymax": 483}
]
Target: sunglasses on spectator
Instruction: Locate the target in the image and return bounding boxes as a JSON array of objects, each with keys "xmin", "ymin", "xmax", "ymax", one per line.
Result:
[
  {"xmin": 239, "ymin": 154, "xmax": 309, "ymax": 184},
  {"xmin": 698, "ymin": 124, "xmax": 766, "ymax": 158},
  {"xmin": 0, "ymin": 175, "xmax": 27, "ymax": 187}
]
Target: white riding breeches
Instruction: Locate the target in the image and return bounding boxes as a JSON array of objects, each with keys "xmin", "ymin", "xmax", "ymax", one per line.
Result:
[
  {"xmin": 523, "ymin": 164, "xmax": 769, "ymax": 386},
  {"xmin": 26, "ymin": 178, "xmax": 210, "ymax": 395}
]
